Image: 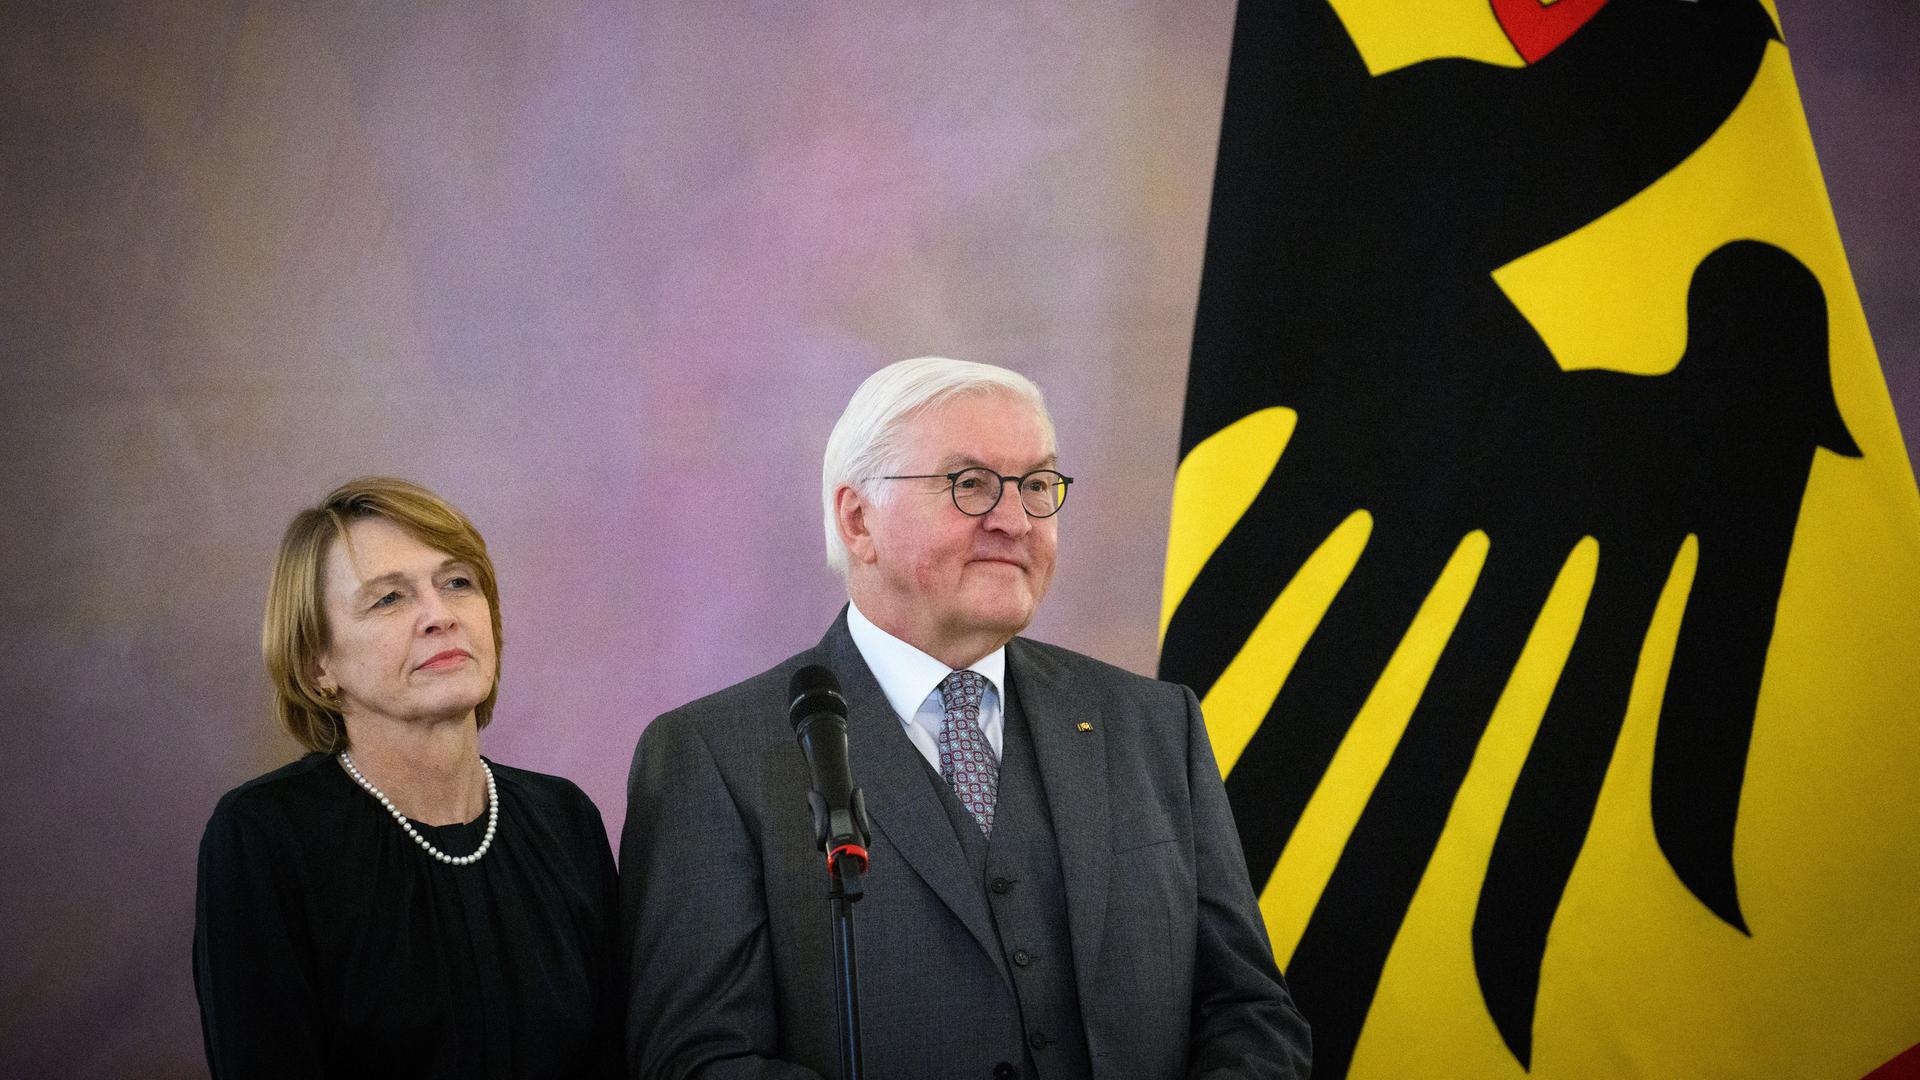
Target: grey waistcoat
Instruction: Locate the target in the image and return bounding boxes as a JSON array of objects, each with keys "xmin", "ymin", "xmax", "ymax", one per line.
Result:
[{"xmin": 933, "ymin": 681, "xmax": 1094, "ymax": 1080}]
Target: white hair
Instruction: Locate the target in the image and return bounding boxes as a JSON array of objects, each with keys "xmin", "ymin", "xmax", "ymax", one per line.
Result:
[{"xmin": 821, "ymin": 356, "xmax": 1055, "ymax": 575}]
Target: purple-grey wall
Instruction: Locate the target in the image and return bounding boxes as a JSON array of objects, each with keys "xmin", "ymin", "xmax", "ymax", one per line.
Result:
[{"xmin": 0, "ymin": 2, "xmax": 1911, "ymax": 1075}]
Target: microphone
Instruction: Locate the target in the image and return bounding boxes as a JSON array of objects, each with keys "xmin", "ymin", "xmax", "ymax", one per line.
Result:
[{"xmin": 788, "ymin": 665, "xmax": 871, "ymax": 893}]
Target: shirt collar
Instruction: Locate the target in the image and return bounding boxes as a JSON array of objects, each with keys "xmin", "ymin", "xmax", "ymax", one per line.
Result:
[{"xmin": 846, "ymin": 600, "xmax": 1007, "ymax": 725}]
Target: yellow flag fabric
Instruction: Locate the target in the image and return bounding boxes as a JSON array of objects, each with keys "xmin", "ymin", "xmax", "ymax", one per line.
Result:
[{"xmin": 1160, "ymin": 2, "xmax": 1920, "ymax": 1077}]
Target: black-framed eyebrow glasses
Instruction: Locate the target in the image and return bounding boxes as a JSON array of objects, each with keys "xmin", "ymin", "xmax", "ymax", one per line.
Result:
[{"xmin": 873, "ymin": 467, "xmax": 1073, "ymax": 518}]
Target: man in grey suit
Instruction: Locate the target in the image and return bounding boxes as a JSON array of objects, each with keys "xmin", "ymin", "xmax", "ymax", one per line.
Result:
[{"xmin": 621, "ymin": 357, "xmax": 1310, "ymax": 1079}]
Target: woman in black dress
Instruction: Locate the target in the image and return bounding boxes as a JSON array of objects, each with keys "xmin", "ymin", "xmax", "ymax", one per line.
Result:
[{"xmin": 194, "ymin": 477, "xmax": 621, "ymax": 1079}]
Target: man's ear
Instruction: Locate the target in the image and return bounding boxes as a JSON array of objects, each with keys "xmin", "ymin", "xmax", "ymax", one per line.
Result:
[{"xmin": 835, "ymin": 484, "xmax": 878, "ymax": 566}]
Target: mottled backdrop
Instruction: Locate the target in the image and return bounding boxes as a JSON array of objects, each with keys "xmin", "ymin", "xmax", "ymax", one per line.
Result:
[{"xmin": 0, "ymin": 2, "xmax": 1912, "ymax": 1076}]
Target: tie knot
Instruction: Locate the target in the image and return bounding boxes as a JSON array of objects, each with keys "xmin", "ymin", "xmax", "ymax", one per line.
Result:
[{"xmin": 940, "ymin": 669, "xmax": 988, "ymax": 714}]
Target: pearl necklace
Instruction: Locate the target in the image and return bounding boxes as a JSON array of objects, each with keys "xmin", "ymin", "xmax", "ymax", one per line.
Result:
[{"xmin": 338, "ymin": 751, "xmax": 499, "ymax": 866}]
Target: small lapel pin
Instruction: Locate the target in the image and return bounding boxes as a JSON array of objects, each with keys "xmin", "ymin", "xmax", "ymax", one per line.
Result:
[{"xmin": 1076, "ymin": 722, "xmax": 1093, "ymax": 733}]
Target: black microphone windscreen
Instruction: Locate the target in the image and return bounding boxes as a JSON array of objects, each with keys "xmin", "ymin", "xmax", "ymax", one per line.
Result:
[{"xmin": 788, "ymin": 664, "xmax": 847, "ymax": 732}]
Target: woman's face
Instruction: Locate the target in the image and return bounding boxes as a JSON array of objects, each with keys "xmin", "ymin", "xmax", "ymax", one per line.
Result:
[{"xmin": 313, "ymin": 517, "xmax": 496, "ymax": 732}]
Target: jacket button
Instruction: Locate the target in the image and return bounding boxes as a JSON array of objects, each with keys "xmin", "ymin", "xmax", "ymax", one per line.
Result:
[
  {"xmin": 1012, "ymin": 949, "xmax": 1031, "ymax": 967},
  {"xmin": 992, "ymin": 1062, "xmax": 1018, "ymax": 1080},
  {"xmin": 990, "ymin": 877, "xmax": 1012, "ymax": 894},
  {"xmin": 1029, "ymin": 1031, "xmax": 1049, "ymax": 1051}
]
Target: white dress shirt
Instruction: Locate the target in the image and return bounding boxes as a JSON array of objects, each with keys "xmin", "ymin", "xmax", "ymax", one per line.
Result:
[{"xmin": 845, "ymin": 600, "xmax": 1005, "ymax": 772}]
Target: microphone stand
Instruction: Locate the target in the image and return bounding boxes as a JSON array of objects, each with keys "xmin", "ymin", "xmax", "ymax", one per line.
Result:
[{"xmin": 812, "ymin": 789, "xmax": 871, "ymax": 1080}]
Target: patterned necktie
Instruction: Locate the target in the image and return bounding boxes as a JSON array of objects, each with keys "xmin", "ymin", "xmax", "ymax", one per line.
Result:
[{"xmin": 937, "ymin": 669, "xmax": 999, "ymax": 837}]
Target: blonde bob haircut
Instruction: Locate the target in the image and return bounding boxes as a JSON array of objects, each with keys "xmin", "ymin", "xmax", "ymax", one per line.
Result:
[{"xmin": 263, "ymin": 477, "xmax": 504, "ymax": 753}]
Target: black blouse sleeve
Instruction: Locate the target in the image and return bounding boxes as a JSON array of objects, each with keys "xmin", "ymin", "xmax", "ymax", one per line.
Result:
[
  {"xmin": 193, "ymin": 792, "xmax": 326, "ymax": 1080},
  {"xmin": 581, "ymin": 792, "xmax": 626, "ymax": 1080}
]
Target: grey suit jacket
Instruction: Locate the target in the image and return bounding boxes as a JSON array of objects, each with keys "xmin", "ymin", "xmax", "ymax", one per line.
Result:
[{"xmin": 620, "ymin": 612, "xmax": 1310, "ymax": 1079}]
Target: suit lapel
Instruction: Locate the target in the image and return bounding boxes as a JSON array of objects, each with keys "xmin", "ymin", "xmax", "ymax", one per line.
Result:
[
  {"xmin": 820, "ymin": 615, "xmax": 1008, "ymax": 978},
  {"xmin": 1008, "ymin": 638, "xmax": 1112, "ymax": 1012}
]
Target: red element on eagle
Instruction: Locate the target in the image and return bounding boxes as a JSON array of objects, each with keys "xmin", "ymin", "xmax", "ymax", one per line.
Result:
[
  {"xmin": 1492, "ymin": 0, "xmax": 1610, "ymax": 63},
  {"xmin": 1861, "ymin": 1042, "xmax": 1920, "ymax": 1080}
]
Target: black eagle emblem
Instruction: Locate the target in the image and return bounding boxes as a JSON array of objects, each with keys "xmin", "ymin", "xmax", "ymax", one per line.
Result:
[{"xmin": 1159, "ymin": 0, "xmax": 1860, "ymax": 1074}]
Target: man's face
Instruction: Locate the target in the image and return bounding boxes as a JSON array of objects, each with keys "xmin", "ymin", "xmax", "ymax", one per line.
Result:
[{"xmin": 846, "ymin": 391, "xmax": 1059, "ymax": 666}]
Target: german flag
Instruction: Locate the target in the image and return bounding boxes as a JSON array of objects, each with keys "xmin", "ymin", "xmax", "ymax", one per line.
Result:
[{"xmin": 1158, "ymin": 1, "xmax": 1920, "ymax": 1076}]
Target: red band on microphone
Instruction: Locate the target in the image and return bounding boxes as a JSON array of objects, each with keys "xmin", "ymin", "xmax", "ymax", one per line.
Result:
[{"xmin": 827, "ymin": 843, "xmax": 869, "ymax": 875}]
